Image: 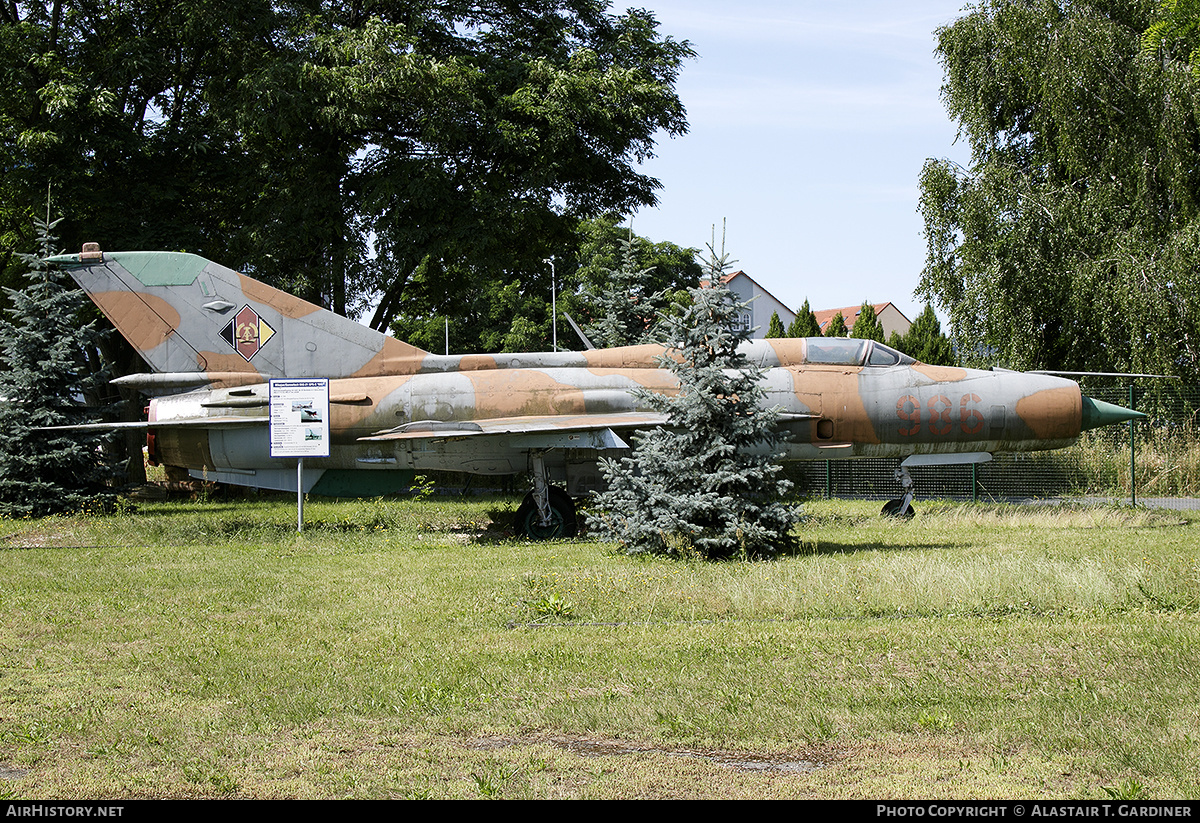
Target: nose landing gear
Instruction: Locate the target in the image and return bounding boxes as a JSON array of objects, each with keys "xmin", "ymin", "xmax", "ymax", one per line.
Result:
[
  {"xmin": 880, "ymin": 453, "xmax": 994, "ymax": 518},
  {"xmin": 881, "ymin": 465, "xmax": 916, "ymax": 518}
]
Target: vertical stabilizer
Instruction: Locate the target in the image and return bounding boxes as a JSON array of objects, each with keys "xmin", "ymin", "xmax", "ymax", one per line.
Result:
[{"xmin": 50, "ymin": 247, "xmax": 429, "ymax": 383}]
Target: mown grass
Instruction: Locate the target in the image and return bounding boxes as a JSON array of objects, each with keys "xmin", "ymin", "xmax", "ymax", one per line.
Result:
[{"xmin": 0, "ymin": 494, "xmax": 1198, "ymax": 799}]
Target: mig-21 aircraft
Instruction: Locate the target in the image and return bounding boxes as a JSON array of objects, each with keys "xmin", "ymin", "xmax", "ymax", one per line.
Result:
[{"xmin": 46, "ymin": 244, "xmax": 1143, "ymax": 537}]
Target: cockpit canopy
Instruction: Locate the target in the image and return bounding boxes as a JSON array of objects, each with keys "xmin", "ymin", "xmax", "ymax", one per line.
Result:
[{"xmin": 803, "ymin": 338, "xmax": 915, "ymax": 367}]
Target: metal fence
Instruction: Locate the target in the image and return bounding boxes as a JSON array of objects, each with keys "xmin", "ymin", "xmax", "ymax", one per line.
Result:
[{"xmin": 787, "ymin": 379, "xmax": 1200, "ymax": 510}]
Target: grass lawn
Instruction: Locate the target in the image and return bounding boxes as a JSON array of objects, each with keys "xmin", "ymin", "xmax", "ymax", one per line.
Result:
[{"xmin": 0, "ymin": 494, "xmax": 1197, "ymax": 799}]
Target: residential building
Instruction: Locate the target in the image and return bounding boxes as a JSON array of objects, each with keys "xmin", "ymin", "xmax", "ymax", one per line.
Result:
[
  {"xmin": 700, "ymin": 271, "xmax": 796, "ymax": 338},
  {"xmin": 813, "ymin": 303, "xmax": 912, "ymax": 339},
  {"xmin": 698, "ymin": 269, "xmax": 913, "ymax": 341}
]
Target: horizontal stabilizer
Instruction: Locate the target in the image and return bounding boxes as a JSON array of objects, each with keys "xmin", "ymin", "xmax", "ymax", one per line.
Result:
[{"xmin": 41, "ymin": 417, "xmax": 266, "ymax": 432}]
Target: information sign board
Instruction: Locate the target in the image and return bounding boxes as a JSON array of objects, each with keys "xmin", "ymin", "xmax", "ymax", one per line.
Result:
[{"xmin": 269, "ymin": 379, "xmax": 330, "ymax": 459}]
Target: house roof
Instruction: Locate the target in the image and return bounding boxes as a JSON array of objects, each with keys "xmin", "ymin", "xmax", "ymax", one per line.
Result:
[
  {"xmin": 813, "ymin": 302, "xmax": 908, "ymax": 332},
  {"xmin": 700, "ymin": 271, "xmax": 795, "ymax": 316},
  {"xmin": 697, "ymin": 270, "xmax": 741, "ymax": 289},
  {"xmin": 696, "ymin": 272, "xmax": 913, "ymax": 336}
]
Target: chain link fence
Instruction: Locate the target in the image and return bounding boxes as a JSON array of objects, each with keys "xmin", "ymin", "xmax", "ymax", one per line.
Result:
[{"xmin": 787, "ymin": 379, "xmax": 1200, "ymax": 510}]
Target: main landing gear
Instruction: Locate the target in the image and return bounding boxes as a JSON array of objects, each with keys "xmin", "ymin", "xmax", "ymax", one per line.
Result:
[{"xmin": 513, "ymin": 450, "xmax": 578, "ymax": 539}]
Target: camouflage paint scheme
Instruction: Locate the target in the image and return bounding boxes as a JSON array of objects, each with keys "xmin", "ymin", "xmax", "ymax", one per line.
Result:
[{"xmin": 47, "ymin": 246, "xmax": 1138, "ymax": 517}]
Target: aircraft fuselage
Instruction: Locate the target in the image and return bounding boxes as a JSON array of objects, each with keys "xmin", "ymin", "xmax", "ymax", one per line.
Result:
[
  {"xmin": 46, "ymin": 246, "xmax": 1141, "ymax": 518},
  {"xmin": 147, "ymin": 356, "xmax": 1085, "ymax": 494}
]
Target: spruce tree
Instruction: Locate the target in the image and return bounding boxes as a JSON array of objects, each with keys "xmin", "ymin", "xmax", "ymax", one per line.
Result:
[
  {"xmin": 850, "ymin": 301, "xmax": 884, "ymax": 342},
  {"xmin": 583, "ymin": 233, "xmax": 671, "ymax": 348},
  {"xmin": 766, "ymin": 311, "xmax": 785, "ymax": 339},
  {"xmin": 0, "ymin": 219, "xmax": 119, "ymax": 516},
  {"xmin": 787, "ymin": 299, "xmax": 821, "ymax": 337},
  {"xmin": 824, "ymin": 311, "xmax": 848, "ymax": 338},
  {"xmin": 586, "ymin": 237, "xmax": 799, "ymax": 559},
  {"xmin": 898, "ymin": 304, "xmax": 956, "ymax": 366}
]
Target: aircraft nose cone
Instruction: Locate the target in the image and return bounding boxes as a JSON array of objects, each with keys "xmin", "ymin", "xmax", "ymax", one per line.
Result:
[{"xmin": 1080, "ymin": 396, "xmax": 1146, "ymax": 432}]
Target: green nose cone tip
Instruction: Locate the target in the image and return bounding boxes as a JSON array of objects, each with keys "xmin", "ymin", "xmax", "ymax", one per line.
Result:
[{"xmin": 1081, "ymin": 396, "xmax": 1147, "ymax": 432}]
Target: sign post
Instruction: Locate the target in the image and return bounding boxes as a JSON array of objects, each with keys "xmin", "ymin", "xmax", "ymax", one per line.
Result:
[{"xmin": 268, "ymin": 379, "xmax": 330, "ymax": 532}]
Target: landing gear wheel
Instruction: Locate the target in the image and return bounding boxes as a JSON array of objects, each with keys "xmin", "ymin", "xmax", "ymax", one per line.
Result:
[
  {"xmin": 515, "ymin": 486, "xmax": 578, "ymax": 539},
  {"xmin": 881, "ymin": 499, "xmax": 915, "ymax": 518}
]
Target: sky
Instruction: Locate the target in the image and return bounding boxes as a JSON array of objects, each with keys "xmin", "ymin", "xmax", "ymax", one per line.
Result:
[{"xmin": 622, "ymin": 0, "xmax": 974, "ymax": 324}]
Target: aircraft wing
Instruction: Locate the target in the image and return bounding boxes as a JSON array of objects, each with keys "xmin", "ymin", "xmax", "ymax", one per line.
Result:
[
  {"xmin": 360, "ymin": 412, "xmax": 672, "ymax": 443},
  {"xmin": 362, "ymin": 408, "xmax": 820, "ymax": 444}
]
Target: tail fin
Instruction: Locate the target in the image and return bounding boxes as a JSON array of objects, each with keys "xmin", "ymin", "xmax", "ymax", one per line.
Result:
[{"xmin": 50, "ymin": 246, "xmax": 429, "ymax": 386}]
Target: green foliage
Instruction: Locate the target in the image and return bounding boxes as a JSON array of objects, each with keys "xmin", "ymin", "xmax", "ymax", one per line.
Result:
[
  {"xmin": 575, "ymin": 215, "xmax": 699, "ymax": 348},
  {"xmin": 0, "ymin": 217, "xmax": 119, "ymax": 516},
  {"xmin": 920, "ymin": 0, "xmax": 1200, "ymax": 376},
  {"xmin": 849, "ymin": 302, "xmax": 884, "ymax": 342},
  {"xmin": 824, "ymin": 311, "xmax": 848, "ymax": 338},
  {"xmin": 1142, "ymin": 0, "xmax": 1200, "ymax": 73},
  {"xmin": 765, "ymin": 311, "xmax": 786, "ymax": 339},
  {"xmin": 892, "ymin": 304, "xmax": 957, "ymax": 365},
  {"xmin": 1, "ymin": 2, "xmax": 265, "ymax": 292},
  {"xmin": 521, "ymin": 575, "xmax": 578, "ymax": 623},
  {"xmin": 391, "ymin": 267, "xmax": 556, "ymax": 354},
  {"xmin": 581, "ymin": 225, "xmax": 680, "ymax": 348},
  {"xmin": 787, "ymin": 299, "xmax": 822, "ymax": 338},
  {"xmin": 389, "ymin": 215, "xmax": 699, "ymax": 353},
  {"xmin": 574, "ymin": 215, "xmax": 702, "ymax": 298},
  {"xmin": 352, "ymin": 4, "xmax": 696, "ymax": 332},
  {"xmin": 586, "ymin": 235, "xmax": 799, "ymax": 559},
  {"xmin": 1, "ymin": 2, "xmax": 693, "ymax": 332},
  {"xmin": 1101, "ymin": 777, "xmax": 1151, "ymax": 800}
]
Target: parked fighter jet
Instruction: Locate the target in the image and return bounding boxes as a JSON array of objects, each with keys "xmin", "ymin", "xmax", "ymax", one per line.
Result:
[{"xmin": 47, "ymin": 244, "xmax": 1143, "ymax": 537}]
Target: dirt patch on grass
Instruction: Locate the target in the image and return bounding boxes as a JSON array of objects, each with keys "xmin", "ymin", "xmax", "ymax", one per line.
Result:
[
  {"xmin": 1, "ymin": 522, "xmax": 85, "ymax": 548},
  {"xmin": 470, "ymin": 734, "xmax": 827, "ymax": 773}
]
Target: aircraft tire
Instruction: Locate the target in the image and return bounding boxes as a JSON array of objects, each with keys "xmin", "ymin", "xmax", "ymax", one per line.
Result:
[
  {"xmin": 881, "ymin": 499, "xmax": 915, "ymax": 519},
  {"xmin": 515, "ymin": 487, "xmax": 578, "ymax": 539}
]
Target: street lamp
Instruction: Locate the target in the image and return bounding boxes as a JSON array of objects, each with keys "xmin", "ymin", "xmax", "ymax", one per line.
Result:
[{"xmin": 544, "ymin": 257, "xmax": 557, "ymax": 351}]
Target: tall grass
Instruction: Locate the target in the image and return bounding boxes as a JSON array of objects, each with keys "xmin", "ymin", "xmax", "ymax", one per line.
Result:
[{"xmin": 1026, "ymin": 425, "xmax": 1200, "ymax": 498}]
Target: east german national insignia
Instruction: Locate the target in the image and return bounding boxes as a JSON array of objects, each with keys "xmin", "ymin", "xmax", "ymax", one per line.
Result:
[{"xmin": 220, "ymin": 305, "xmax": 276, "ymax": 362}]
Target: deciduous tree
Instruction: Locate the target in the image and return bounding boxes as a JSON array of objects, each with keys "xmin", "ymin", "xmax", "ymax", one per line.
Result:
[
  {"xmin": 919, "ymin": 0, "xmax": 1200, "ymax": 376},
  {"xmin": 388, "ymin": 215, "xmax": 699, "ymax": 352},
  {"xmin": 1, "ymin": 2, "xmax": 694, "ymax": 332}
]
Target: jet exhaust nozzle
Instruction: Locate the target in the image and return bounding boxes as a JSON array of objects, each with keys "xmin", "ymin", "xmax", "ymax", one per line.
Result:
[{"xmin": 1080, "ymin": 396, "xmax": 1146, "ymax": 432}]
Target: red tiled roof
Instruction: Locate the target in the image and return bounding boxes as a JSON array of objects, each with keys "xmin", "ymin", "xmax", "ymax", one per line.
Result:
[{"xmin": 813, "ymin": 302, "xmax": 897, "ymax": 332}]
